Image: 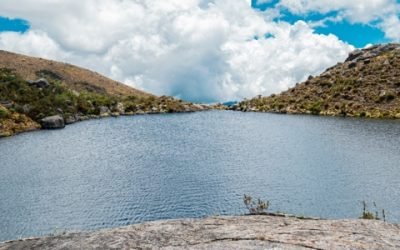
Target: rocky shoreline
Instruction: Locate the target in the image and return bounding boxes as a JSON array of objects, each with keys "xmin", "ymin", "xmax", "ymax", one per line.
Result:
[
  {"xmin": 0, "ymin": 105, "xmax": 211, "ymax": 138},
  {"xmin": 1, "ymin": 215, "xmax": 399, "ymax": 250}
]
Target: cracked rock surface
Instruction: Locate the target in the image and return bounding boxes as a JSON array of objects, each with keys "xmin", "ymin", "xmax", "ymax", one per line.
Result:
[{"xmin": 1, "ymin": 216, "xmax": 400, "ymax": 250}]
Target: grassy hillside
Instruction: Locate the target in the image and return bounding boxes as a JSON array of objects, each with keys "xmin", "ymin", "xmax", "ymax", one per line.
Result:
[
  {"xmin": 0, "ymin": 51, "xmax": 206, "ymax": 137},
  {"xmin": 0, "ymin": 50, "xmax": 149, "ymax": 97},
  {"xmin": 237, "ymin": 44, "xmax": 400, "ymax": 119}
]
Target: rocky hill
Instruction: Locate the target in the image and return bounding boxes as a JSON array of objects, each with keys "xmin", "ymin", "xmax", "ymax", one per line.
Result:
[
  {"xmin": 1, "ymin": 215, "xmax": 399, "ymax": 249},
  {"xmin": 0, "ymin": 50, "xmax": 149, "ymax": 98},
  {"xmin": 236, "ymin": 44, "xmax": 400, "ymax": 119},
  {"xmin": 0, "ymin": 51, "xmax": 207, "ymax": 137}
]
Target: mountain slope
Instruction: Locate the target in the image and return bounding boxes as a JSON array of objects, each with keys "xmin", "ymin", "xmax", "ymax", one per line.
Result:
[
  {"xmin": 0, "ymin": 51, "xmax": 206, "ymax": 137},
  {"xmin": 237, "ymin": 44, "xmax": 400, "ymax": 119},
  {"xmin": 0, "ymin": 50, "xmax": 150, "ymax": 97}
]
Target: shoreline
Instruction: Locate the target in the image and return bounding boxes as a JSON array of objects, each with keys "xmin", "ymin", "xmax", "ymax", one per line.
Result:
[
  {"xmin": 0, "ymin": 108, "xmax": 211, "ymax": 139},
  {"xmin": 1, "ymin": 215, "xmax": 399, "ymax": 249}
]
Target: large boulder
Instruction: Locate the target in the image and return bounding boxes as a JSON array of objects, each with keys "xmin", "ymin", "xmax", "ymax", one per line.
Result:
[{"xmin": 40, "ymin": 115, "xmax": 65, "ymax": 129}]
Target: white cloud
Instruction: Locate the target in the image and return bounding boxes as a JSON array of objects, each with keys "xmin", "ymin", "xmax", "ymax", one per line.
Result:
[
  {"xmin": 277, "ymin": 0, "xmax": 400, "ymax": 42},
  {"xmin": 278, "ymin": 0, "xmax": 397, "ymax": 23},
  {"xmin": 379, "ymin": 15, "xmax": 400, "ymax": 41},
  {"xmin": 0, "ymin": 0, "xmax": 353, "ymax": 102}
]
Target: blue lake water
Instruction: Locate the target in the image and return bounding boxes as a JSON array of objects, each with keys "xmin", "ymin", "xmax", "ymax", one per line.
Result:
[{"xmin": 1, "ymin": 111, "xmax": 400, "ymax": 241}]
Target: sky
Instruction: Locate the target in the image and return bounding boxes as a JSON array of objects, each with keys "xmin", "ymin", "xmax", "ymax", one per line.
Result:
[{"xmin": 0, "ymin": 0, "xmax": 399, "ymax": 103}]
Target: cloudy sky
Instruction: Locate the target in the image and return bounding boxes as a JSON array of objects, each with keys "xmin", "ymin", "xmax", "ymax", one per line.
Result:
[{"xmin": 0, "ymin": 0, "xmax": 399, "ymax": 103}]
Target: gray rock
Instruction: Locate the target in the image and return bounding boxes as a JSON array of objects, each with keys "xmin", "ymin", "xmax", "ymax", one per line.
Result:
[
  {"xmin": 22, "ymin": 104, "xmax": 33, "ymax": 114},
  {"xmin": 99, "ymin": 106, "xmax": 110, "ymax": 117},
  {"xmin": 114, "ymin": 102, "xmax": 125, "ymax": 114},
  {"xmin": 28, "ymin": 78, "xmax": 50, "ymax": 89},
  {"xmin": 345, "ymin": 49, "xmax": 363, "ymax": 62},
  {"xmin": 65, "ymin": 115, "xmax": 78, "ymax": 125},
  {"xmin": 1, "ymin": 216, "xmax": 399, "ymax": 250},
  {"xmin": 40, "ymin": 115, "xmax": 65, "ymax": 129},
  {"xmin": 0, "ymin": 100, "xmax": 13, "ymax": 109}
]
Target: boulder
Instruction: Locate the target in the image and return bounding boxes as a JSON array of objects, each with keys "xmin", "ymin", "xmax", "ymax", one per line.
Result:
[
  {"xmin": 65, "ymin": 115, "xmax": 78, "ymax": 125},
  {"xmin": 40, "ymin": 115, "xmax": 65, "ymax": 129},
  {"xmin": 99, "ymin": 106, "xmax": 110, "ymax": 117},
  {"xmin": 114, "ymin": 102, "xmax": 125, "ymax": 114},
  {"xmin": 345, "ymin": 49, "xmax": 363, "ymax": 62},
  {"xmin": 28, "ymin": 78, "xmax": 50, "ymax": 89}
]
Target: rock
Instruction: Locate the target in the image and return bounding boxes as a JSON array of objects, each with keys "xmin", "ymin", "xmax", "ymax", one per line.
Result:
[
  {"xmin": 77, "ymin": 115, "xmax": 89, "ymax": 121},
  {"xmin": 28, "ymin": 78, "xmax": 50, "ymax": 89},
  {"xmin": 0, "ymin": 100, "xmax": 13, "ymax": 109},
  {"xmin": 65, "ymin": 115, "xmax": 78, "ymax": 125},
  {"xmin": 40, "ymin": 115, "xmax": 65, "ymax": 129},
  {"xmin": 348, "ymin": 62, "xmax": 357, "ymax": 68},
  {"xmin": 99, "ymin": 106, "xmax": 110, "ymax": 117},
  {"xmin": 22, "ymin": 104, "xmax": 33, "ymax": 114},
  {"xmin": 1, "ymin": 216, "xmax": 399, "ymax": 250},
  {"xmin": 114, "ymin": 102, "xmax": 125, "ymax": 114},
  {"xmin": 192, "ymin": 104, "xmax": 206, "ymax": 111},
  {"xmin": 345, "ymin": 49, "xmax": 363, "ymax": 62}
]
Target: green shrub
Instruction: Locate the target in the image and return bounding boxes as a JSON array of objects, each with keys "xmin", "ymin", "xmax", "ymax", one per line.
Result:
[
  {"xmin": 0, "ymin": 106, "xmax": 10, "ymax": 119},
  {"xmin": 309, "ymin": 102, "xmax": 322, "ymax": 115}
]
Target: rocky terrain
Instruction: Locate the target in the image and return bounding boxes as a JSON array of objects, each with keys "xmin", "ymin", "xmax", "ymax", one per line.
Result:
[
  {"xmin": 1, "ymin": 215, "xmax": 399, "ymax": 250},
  {"xmin": 236, "ymin": 44, "xmax": 400, "ymax": 119},
  {"xmin": 0, "ymin": 51, "xmax": 208, "ymax": 137}
]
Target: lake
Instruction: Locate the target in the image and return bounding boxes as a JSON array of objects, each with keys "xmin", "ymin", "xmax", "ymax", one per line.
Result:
[{"xmin": 0, "ymin": 111, "xmax": 400, "ymax": 241}]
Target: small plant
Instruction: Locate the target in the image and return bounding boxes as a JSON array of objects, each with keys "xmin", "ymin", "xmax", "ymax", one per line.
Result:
[
  {"xmin": 243, "ymin": 194, "xmax": 270, "ymax": 215},
  {"xmin": 360, "ymin": 201, "xmax": 386, "ymax": 222}
]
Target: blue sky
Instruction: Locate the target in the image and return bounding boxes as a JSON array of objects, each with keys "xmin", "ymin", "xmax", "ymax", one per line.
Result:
[
  {"xmin": 0, "ymin": 17, "xmax": 29, "ymax": 33},
  {"xmin": 251, "ymin": 0, "xmax": 390, "ymax": 48}
]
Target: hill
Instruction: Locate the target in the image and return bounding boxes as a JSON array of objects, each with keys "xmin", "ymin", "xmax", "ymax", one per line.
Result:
[
  {"xmin": 0, "ymin": 50, "xmax": 149, "ymax": 98},
  {"xmin": 236, "ymin": 44, "xmax": 400, "ymax": 119},
  {"xmin": 0, "ymin": 51, "xmax": 206, "ymax": 137}
]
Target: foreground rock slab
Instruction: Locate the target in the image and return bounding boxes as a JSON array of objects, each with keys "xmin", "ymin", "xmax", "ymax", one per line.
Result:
[{"xmin": 1, "ymin": 216, "xmax": 400, "ymax": 250}]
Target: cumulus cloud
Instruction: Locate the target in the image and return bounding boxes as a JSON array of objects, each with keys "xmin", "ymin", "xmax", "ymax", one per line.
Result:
[
  {"xmin": 278, "ymin": 0, "xmax": 396, "ymax": 22},
  {"xmin": 0, "ymin": 0, "xmax": 353, "ymax": 102},
  {"xmin": 277, "ymin": 0, "xmax": 400, "ymax": 42}
]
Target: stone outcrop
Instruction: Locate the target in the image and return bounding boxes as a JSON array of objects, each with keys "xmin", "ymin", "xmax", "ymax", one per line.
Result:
[
  {"xmin": 28, "ymin": 78, "xmax": 50, "ymax": 89},
  {"xmin": 1, "ymin": 216, "xmax": 399, "ymax": 250},
  {"xmin": 40, "ymin": 115, "xmax": 65, "ymax": 129}
]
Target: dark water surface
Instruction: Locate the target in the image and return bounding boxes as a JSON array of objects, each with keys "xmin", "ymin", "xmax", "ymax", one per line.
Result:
[{"xmin": 1, "ymin": 111, "xmax": 400, "ymax": 241}]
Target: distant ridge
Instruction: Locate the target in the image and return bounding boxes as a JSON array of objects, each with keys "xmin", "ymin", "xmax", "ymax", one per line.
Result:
[{"xmin": 237, "ymin": 44, "xmax": 400, "ymax": 119}]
